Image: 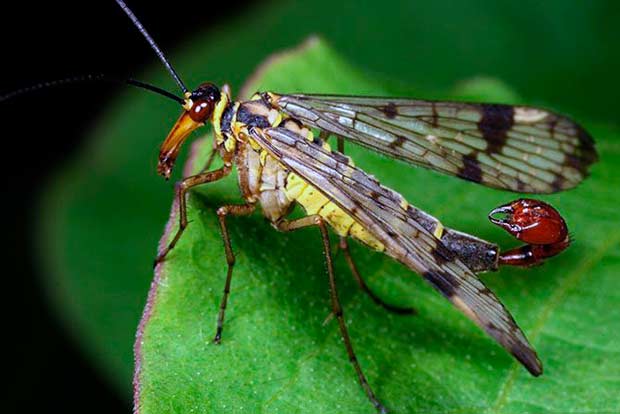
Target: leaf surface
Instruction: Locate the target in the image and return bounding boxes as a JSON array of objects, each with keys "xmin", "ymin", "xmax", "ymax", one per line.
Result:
[{"xmin": 133, "ymin": 39, "xmax": 620, "ymax": 413}]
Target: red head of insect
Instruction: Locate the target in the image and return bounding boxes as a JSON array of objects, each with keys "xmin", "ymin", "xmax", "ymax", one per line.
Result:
[{"xmin": 158, "ymin": 83, "xmax": 221, "ymax": 179}]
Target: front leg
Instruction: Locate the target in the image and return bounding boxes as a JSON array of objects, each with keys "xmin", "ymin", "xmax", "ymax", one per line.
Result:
[
  {"xmin": 155, "ymin": 165, "xmax": 232, "ymax": 265},
  {"xmin": 213, "ymin": 203, "xmax": 256, "ymax": 344}
]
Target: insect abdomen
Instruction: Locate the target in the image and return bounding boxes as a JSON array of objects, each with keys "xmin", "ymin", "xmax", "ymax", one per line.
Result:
[{"xmin": 284, "ymin": 172, "xmax": 385, "ymax": 251}]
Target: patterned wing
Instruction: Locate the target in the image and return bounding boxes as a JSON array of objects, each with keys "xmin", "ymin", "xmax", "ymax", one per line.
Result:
[
  {"xmin": 269, "ymin": 93, "xmax": 597, "ymax": 193},
  {"xmin": 250, "ymin": 126, "xmax": 543, "ymax": 376}
]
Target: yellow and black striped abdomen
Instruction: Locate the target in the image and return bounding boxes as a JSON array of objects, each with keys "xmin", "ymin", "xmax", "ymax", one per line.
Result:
[{"xmin": 284, "ymin": 170, "xmax": 385, "ymax": 252}]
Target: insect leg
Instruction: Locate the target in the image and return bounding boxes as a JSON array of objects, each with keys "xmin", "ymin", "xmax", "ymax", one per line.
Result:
[
  {"xmin": 337, "ymin": 135, "xmax": 344, "ymax": 153},
  {"xmin": 155, "ymin": 165, "xmax": 232, "ymax": 265},
  {"xmin": 213, "ymin": 203, "xmax": 257, "ymax": 344},
  {"xmin": 334, "ymin": 135, "xmax": 414, "ymax": 314},
  {"xmin": 276, "ymin": 215, "xmax": 388, "ymax": 414},
  {"xmin": 339, "ymin": 237, "xmax": 416, "ymax": 315}
]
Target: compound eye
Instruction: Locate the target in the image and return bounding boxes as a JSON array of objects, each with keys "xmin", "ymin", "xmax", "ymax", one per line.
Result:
[{"xmin": 189, "ymin": 99, "xmax": 214, "ymax": 123}]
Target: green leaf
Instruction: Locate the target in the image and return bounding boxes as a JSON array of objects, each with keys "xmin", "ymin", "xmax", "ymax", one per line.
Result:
[
  {"xmin": 132, "ymin": 38, "xmax": 620, "ymax": 413},
  {"xmin": 37, "ymin": 1, "xmax": 620, "ymax": 402}
]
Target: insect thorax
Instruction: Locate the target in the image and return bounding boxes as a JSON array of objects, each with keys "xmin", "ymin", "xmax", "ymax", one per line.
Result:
[{"xmin": 220, "ymin": 96, "xmax": 385, "ymax": 251}]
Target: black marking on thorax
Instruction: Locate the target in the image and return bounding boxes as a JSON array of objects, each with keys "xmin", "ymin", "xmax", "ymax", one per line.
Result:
[
  {"xmin": 221, "ymin": 103, "xmax": 235, "ymax": 135},
  {"xmin": 237, "ymin": 104, "xmax": 271, "ymax": 129}
]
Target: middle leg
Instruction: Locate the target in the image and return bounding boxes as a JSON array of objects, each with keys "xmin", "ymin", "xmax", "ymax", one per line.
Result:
[
  {"xmin": 339, "ymin": 237, "xmax": 416, "ymax": 315},
  {"xmin": 213, "ymin": 203, "xmax": 256, "ymax": 344},
  {"xmin": 276, "ymin": 215, "xmax": 388, "ymax": 414},
  {"xmin": 336, "ymin": 136, "xmax": 414, "ymax": 315}
]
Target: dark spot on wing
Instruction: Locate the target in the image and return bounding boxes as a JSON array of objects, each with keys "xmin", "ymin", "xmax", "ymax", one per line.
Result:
[
  {"xmin": 575, "ymin": 126, "xmax": 598, "ymax": 166},
  {"xmin": 481, "ymin": 296, "xmax": 543, "ymax": 376},
  {"xmin": 431, "ymin": 102, "xmax": 439, "ymax": 127},
  {"xmin": 510, "ymin": 342, "xmax": 543, "ymax": 376},
  {"xmin": 565, "ymin": 153, "xmax": 583, "ymax": 170},
  {"xmin": 422, "ymin": 270, "xmax": 457, "ymax": 298},
  {"xmin": 478, "ymin": 104, "xmax": 514, "ymax": 154},
  {"xmin": 486, "ymin": 321, "xmax": 500, "ymax": 334},
  {"xmin": 379, "ymin": 102, "xmax": 398, "ymax": 119},
  {"xmin": 430, "ymin": 245, "xmax": 456, "ymax": 266},
  {"xmin": 551, "ymin": 174, "xmax": 566, "ymax": 192},
  {"xmin": 388, "ymin": 135, "xmax": 407, "ymax": 149},
  {"xmin": 457, "ymin": 154, "xmax": 483, "ymax": 183},
  {"xmin": 549, "ymin": 119, "xmax": 558, "ymax": 139},
  {"xmin": 577, "ymin": 124, "xmax": 595, "ymax": 147}
]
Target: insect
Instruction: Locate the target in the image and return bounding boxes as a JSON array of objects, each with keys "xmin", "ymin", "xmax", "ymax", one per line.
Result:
[{"xmin": 8, "ymin": 1, "xmax": 596, "ymax": 412}]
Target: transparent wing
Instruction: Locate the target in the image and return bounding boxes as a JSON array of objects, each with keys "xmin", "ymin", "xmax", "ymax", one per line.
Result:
[
  {"xmin": 270, "ymin": 93, "xmax": 597, "ymax": 193},
  {"xmin": 250, "ymin": 126, "xmax": 543, "ymax": 376}
]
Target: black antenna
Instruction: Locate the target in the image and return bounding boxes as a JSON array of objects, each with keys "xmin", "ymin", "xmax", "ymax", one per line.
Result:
[
  {"xmin": 0, "ymin": 74, "xmax": 185, "ymax": 104},
  {"xmin": 115, "ymin": 0, "xmax": 189, "ymax": 95}
]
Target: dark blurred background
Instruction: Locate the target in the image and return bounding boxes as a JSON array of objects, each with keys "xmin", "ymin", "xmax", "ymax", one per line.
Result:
[
  {"xmin": 2, "ymin": 1, "xmax": 254, "ymax": 412},
  {"xmin": 2, "ymin": 1, "xmax": 619, "ymax": 413}
]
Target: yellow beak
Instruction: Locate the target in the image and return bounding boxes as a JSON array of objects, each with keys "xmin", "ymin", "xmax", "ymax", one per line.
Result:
[{"xmin": 158, "ymin": 111, "xmax": 202, "ymax": 179}]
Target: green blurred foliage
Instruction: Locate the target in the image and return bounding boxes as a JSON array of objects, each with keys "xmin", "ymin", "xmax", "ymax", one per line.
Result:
[{"xmin": 38, "ymin": 0, "xmax": 619, "ymax": 410}]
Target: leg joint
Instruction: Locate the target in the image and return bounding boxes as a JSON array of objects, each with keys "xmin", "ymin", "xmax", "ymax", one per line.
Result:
[
  {"xmin": 313, "ymin": 215, "xmax": 325, "ymax": 227},
  {"xmin": 175, "ymin": 180, "xmax": 188, "ymax": 193},
  {"xmin": 217, "ymin": 206, "xmax": 228, "ymax": 217}
]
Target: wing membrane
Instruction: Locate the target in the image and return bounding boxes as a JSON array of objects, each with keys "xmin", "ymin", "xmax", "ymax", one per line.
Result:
[
  {"xmin": 250, "ymin": 126, "xmax": 542, "ymax": 375},
  {"xmin": 271, "ymin": 93, "xmax": 597, "ymax": 193}
]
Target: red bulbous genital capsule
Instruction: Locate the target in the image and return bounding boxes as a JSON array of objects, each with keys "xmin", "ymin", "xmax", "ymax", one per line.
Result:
[{"xmin": 488, "ymin": 199, "xmax": 568, "ymax": 245}]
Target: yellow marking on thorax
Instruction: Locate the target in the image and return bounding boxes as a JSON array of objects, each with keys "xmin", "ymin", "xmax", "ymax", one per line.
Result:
[
  {"xmin": 212, "ymin": 92, "xmax": 230, "ymax": 144},
  {"xmin": 225, "ymin": 102, "xmax": 241, "ymax": 152}
]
